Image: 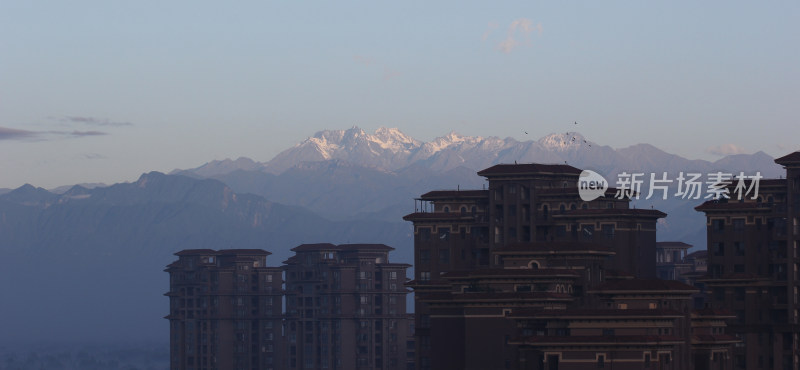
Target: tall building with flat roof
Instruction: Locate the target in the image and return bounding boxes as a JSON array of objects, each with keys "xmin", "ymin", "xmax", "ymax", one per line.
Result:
[
  {"xmin": 165, "ymin": 249, "xmax": 284, "ymax": 370},
  {"xmin": 283, "ymin": 243, "xmax": 411, "ymax": 370}
]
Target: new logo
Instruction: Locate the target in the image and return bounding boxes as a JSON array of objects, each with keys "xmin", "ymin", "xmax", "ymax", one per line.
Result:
[{"xmin": 578, "ymin": 170, "xmax": 608, "ymax": 201}]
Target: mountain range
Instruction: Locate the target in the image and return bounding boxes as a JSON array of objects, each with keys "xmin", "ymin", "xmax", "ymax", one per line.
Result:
[
  {"xmin": 0, "ymin": 126, "xmax": 789, "ymax": 344},
  {"xmin": 175, "ymin": 126, "xmax": 784, "ymax": 245}
]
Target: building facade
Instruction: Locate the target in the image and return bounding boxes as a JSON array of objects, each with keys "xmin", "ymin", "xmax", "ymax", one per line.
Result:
[
  {"xmin": 283, "ymin": 243, "xmax": 412, "ymax": 370},
  {"xmin": 695, "ymin": 151, "xmax": 800, "ymax": 370},
  {"xmin": 165, "ymin": 249, "xmax": 284, "ymax": 370},
  {"xmin": 405, "ymin": 162, "xmax": 735, "ymax": 370},
  {"xmin": 166, "ymin": 244, "xmax": 412, "ymax": 370}
]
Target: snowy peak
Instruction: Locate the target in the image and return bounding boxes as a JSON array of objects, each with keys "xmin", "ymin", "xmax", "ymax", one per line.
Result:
[
  {"xmin": 422, "ymin": 131, "xmax": 483, "ymax": 152},
  {"xmin": 538, "ymin": 132, "xmax": 589, "ymax": 151},
  {"xmin": 372, "ymin": 127, "xmax": 421, "ymax": 151},
  {"xmin": 305, "ymin": 126, "xmax": 419, "ymax": 157}
]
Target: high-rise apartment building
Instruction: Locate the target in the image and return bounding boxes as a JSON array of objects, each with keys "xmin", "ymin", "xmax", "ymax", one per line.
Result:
[
  {"xmin": 282, "ymin": 243, "xmax": 411, "ymax": 370},
  {"xmin": 165, "ymin": 249, "xmax": 284, "ymax": 370}
]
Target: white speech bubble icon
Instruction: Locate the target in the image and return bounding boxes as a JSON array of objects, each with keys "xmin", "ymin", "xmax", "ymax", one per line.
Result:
[{"xmin": 578, "ymin": 170, "xmax": 608, "ymax": 201}]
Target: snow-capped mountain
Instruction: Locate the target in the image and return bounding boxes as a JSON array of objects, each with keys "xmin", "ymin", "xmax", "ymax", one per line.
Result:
[
  {"xmin": 262, "ymin": 127, "xmax": 598, "ymax": 173},
  {"xmin": 180, "ymin": 126, "xmax": 783, "ymax": 182}
]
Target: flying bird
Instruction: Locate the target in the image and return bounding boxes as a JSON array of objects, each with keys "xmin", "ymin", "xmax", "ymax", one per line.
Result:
[{"xmin": 574, "ymin": 121, "xmax": 578, "ymax": 125}]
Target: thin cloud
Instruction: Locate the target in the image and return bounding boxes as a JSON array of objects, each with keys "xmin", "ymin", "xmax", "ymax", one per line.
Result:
[
  {"xmin": 353, "ymin": 54, "xmax": 401, "ymax": 82},
  {"xmin": 496, "ymin": 18, "xmax": 542, "ymax": 54},
  {"xmin": 382, "ymin": 68, "xmax": 401, "ymax": 81},
  {"xmin": 68, "ymin": 130, "xmax": 107, "ymax": 137},
  {"xmin": 0, "ymin": 126, "xmax": 108, "ymax": 141},
  {"xmin": 706, "ymin": 144, "xmax": 747, "ymax": 156},
  {"xmin": 353, "ymin": 55, "xmax": 375, "ymax": 67},
  {"xmin": 482, "ymin": 22, "xmax": 499, "ymax": 41},
  {"xmin": 61, "ymin": 116, "xmax": 133, "ymax": 126},
  {"xmin": 0, "ymin": 127, "xmax": 38, "ymax": 141},
  {"xmin": 83, "ymin": 153, "xmax": 108, "ymax": 160}
]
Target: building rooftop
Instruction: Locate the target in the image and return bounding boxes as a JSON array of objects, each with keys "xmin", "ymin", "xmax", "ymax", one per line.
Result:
[
  {"xmin": 290, "ymin": 243, "xmax": 338, "ymax": 252},
  {"xmin": 419, "ymin": 190, "xmax": 488, "ymax": 199},
  {"xmin": 775, "ymin": 151, "xmax": 800, "ymax": 165},
  {"xmin": 291, "ymin": 243, "xmax": 394, "ymax": 253},
  {"xmin": 174, "ymin": 249, "xmax": 217, "ymax": 256},
  {"xmin": 656, "ymin": 241, "xmax": 692, "ymax": 249},
  {"xmin": 217, "ymin": 249, "xmax": 271, "ymax": 255},
  {"xmin": 685, "ymin": 250, "xmax": 708, "ymax": 259},
  {"xmin": 694, "ymin": 201, "xmax": 770, "ymax": 211},
  {"xmin": 339, "ymin": 243, "xmax": 394, "ymax": 251},
  {"xmin": 477, "ymin": 163, "xmax": 582, "ymax": 177},
  {"xmin": 402, "ymin": 212, "xmax": 480, "ymax": 221},
  {"xmin": 174, "ymin": 248, "xmax": 272, "ymax": 256}
]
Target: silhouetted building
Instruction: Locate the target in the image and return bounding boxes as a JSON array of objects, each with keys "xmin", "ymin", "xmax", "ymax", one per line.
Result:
[
  {"xmin": 283, "ymin": 243, "xmax": 411, "ymax": 370},
  {"xmin": 657, "ymin": 241, "xmax": 693, "ymax": 281},
  {"xmin": 165, "ymin": 249, "xmax": 284, "ymax": 370},
  {"xmin": 695, "ymin": 151, "xmax": 800, "ymax": 370},
  {"xmin": 404, "ymin": 163, "xmax": 735, "ymax": 370}
]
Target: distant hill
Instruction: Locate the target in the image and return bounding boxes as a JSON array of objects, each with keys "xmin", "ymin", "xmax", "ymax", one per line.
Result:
[{"xmin": 0, "ymin": 172, "xmax": 411, "ymax": 343}]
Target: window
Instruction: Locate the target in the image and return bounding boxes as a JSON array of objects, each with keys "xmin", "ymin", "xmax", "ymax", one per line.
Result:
[
  {"xmin": 714, "ymin": 242, "xmax": 725, "ymax": 256},
  {"xmin": 419, "ymin": 228, "xmax": 431, "ymax": 241},
  {"xmin": 597, "ymin": 355, "xmax": 605, "ymax": 368},
  {"xmin": 582, "ymin": 225, "xmax": 594, "ymax": 239},
  {"xmin": 438, "ymin": 227, "xmax": 450, "ymax": 241},
  {"xmin": 602, "ymin": 224, "xmax": 615, "ymax": 238},
  {"xmin": 733, "ymin": 218, "xmax": 745, "ymax": 231},
  {"xmin": 735, "ymin": 242, "xmax": 745, "ymax": 256},
  {"xmin": 420, "ymin": 272, "xmax": 430, "ymax": 281},
  {"xmin": 419, "ymin": 250, "xmax": 430, "ymax": 265},
  {"xmin": 389, "ymin": 271, "xmax": 397, "ymax": 279},
  {"xmin": 438, "ymin": 249, "xmax": 450, "ymax": 263}
]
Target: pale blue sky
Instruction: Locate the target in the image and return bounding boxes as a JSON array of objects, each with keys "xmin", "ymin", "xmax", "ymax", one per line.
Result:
[{"xmin": 1, "ymin": 1, "xmax": 798, "ymax": 188}]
